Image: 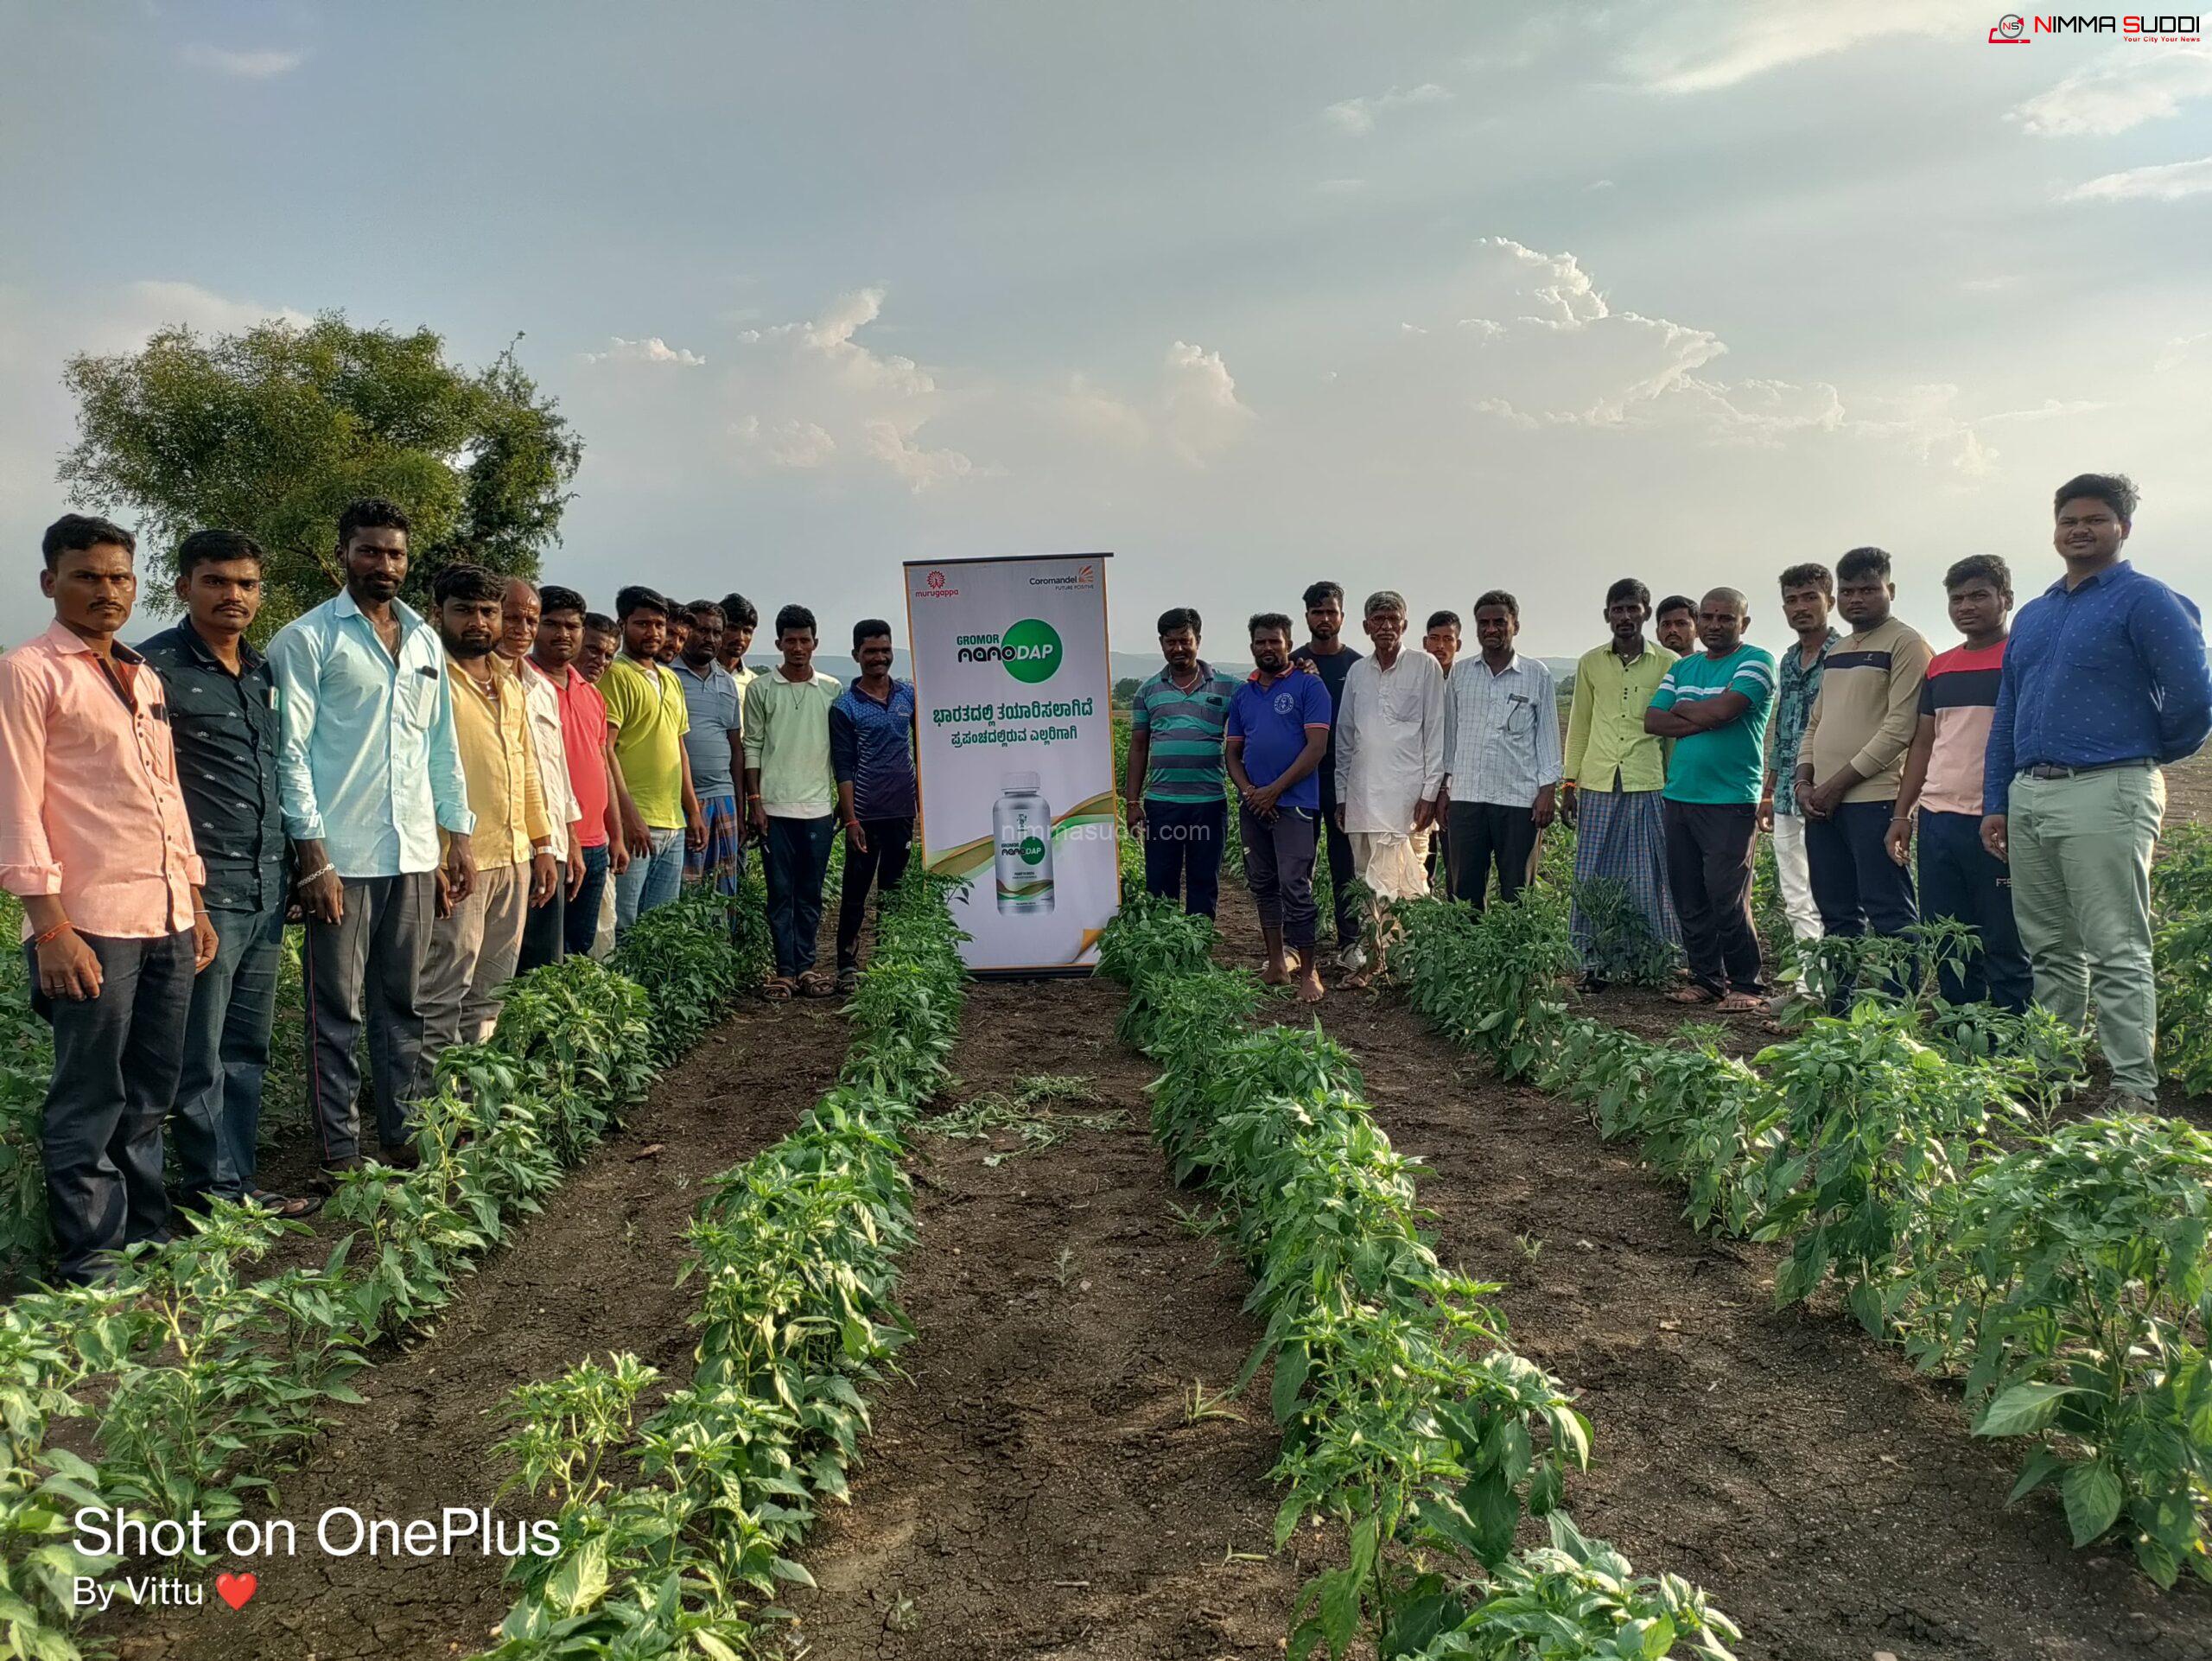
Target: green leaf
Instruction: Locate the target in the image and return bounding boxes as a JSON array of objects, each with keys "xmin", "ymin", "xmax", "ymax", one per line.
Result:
[
  {"xmin": 2005, "ymin": 1446, "xmax": 2067, "ymax": 1504},
  {"xmin": 2061, "ymin": 1461, "xmax": 2123, "ymax": 1547},
  {"xmin": 1271, "ymin": 1341, "xmax": 1310, "ymax": 1425},
  {"xmin": 1973, "ymin": 1381, "xmax": 2075, "ymax": 1439}
]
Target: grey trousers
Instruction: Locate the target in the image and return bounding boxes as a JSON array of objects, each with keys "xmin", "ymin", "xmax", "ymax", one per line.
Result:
[
  {"xmin": 422, "ymin": 861, "xmax": 529, "ymax": 1053},
  {"xmin": 302, "ymin": 871, "xmax": 435, "ymax": 1165},
  {"xmin": 27, "ymin": 929, "xmax": 192, "ymax": 1284}
]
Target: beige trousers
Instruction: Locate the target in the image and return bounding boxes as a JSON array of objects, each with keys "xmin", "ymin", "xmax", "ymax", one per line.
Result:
[{"xmin": 422, "ymin": 861, "xmax": 530, "ymax": 1054}]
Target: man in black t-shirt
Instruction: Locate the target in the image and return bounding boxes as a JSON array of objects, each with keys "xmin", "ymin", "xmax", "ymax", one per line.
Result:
[{"xmin": 1292, "ymin": 579, "xmax": 1365, "ymax": 964}]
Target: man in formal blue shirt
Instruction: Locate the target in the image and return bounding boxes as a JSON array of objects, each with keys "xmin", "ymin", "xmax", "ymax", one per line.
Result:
[
  {"xmin": 268, "ymin": 499, "xmax": 475, "ymax": 1187},
  {"xmin": 1981, "ymin": 472, "xmax": 2212, "ymax": 1104}
]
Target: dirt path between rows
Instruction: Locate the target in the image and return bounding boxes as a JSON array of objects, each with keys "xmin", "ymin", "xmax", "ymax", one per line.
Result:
[
  {"xmin": 1211, "ymin": 907, "xmax": 2207, "ymax": 1661},
  {"xmin": 787, "ymin": 974, "xmax": 1326, "ymax": 1661},
  {"xmin": 112, "ymin": 971, "xmax": 850, "ymax": 1661}
]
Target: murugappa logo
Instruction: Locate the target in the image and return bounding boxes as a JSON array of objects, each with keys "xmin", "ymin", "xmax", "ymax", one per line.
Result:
[{"xmin": 998, "ymin": 618, "xmax": 1063, "ymax": 684}]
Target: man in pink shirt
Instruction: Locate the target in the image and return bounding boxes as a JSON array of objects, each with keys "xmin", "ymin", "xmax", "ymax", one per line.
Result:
[
  {"xmin": 531, "ymin": 584, "xmax": 626, "ymax": 958},
  {"xmin": 0, "ymin": 515, "xmax": 218, "ymax": 1282}
]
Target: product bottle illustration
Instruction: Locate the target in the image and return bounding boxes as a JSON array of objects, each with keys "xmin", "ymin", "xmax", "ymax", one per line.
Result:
[{"xmin": 993, "ymin": 772, "xmax": 1056, "ymax": 913}]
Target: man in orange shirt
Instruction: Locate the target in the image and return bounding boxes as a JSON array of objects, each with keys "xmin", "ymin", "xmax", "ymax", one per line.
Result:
[{"xmin": 0, "ymin": 515, "xmax": 217, "ymax": 1282}]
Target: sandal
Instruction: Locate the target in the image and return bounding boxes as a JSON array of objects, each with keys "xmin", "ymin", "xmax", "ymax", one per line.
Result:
[
  {"xmin": 834, "ymin": 967, "xmax": 860, "ymax": 996},
  {"xmin": 761, "ymin": 976, "xmax": 796, "ymax": 1001},
  {"xmin": 1715, "ymin": 991, "xmax": 1765, "ymax": 1014},
  {"xmin": 250, "ymin": 1187, "xmax": 322, "ymax": 1219},
  {"xmin": 1667, "ymin": 985, "xmax": 1718, "ymax": 1005},
  {"xmin": 797, "ymin": 970, "xmax": 836, "ymax": 998}
]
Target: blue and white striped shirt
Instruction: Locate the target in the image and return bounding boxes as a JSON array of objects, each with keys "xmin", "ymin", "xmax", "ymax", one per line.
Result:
[{"xmin": 1441, "ymin": 652, "xmax": 1562, "ymax": 809}]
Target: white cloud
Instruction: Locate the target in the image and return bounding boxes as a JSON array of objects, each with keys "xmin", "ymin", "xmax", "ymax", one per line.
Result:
[
  {"xmin": 1623, "ymin": 0, "xmax": 1974, "ymax": 94},
  {"xmin": 582, "ymin": 335, "xmax": 707, "ymax": 367},
  {"xmin": 180, "ymin": 44, "xmax": 307, "ymax": 80},
  {"xmin": 1160, "ymin": 340, "xmax": 1255, "ymax": 466},
  {"xmin": 2155, "ymin": 331, "xmax": 2212, "ymax": 372},
  {"xmin": 2011, "ymin": 46, "xmax": 2212, "ymax": 136},
  {"xmin": 2063, "ymin": 155, "xmax": 2212, "ymax": 202},
  {"xmin": 1322, "ymin": 82, "xmax": 1451, "ymax": 137},
  {"xmin": 90, "ymin": 282, "xmax": 312, "ymax": 352}
]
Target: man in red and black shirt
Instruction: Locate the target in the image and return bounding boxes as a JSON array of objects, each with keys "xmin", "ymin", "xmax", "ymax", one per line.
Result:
[{"xmin": 1885, "ymin": 556, "xmax": 2028, "ymax": 1009}]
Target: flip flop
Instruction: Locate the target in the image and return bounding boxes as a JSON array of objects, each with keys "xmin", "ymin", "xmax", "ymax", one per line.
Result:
[
  {"xmin": 1667, "ymin": 985, "xmax": 1718, "ymax": 1005},
  {"xmin": 250, "ymin": 1188, "xmax": 322, "ymax": 1219},
  {"xmin": 1715, "ymin": 992, "xmax": 1766, "ymax": 1014},
  {"xmin": 761, "ymin": 976, "xmax": 796, "ymax": 1001},
  {"xmin": 798, "ymin": 970, "xmax": 836, "ymax": 998}
]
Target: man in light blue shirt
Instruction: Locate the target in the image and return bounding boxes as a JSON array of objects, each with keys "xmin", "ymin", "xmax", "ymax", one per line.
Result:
[{"xmin": 267, "ymin": 499, "xmax": 474, "ymax": 1187}]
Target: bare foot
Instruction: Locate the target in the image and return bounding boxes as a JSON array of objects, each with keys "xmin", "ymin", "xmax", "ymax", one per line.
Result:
[
  {"xmin": 1261, "ymin": 960, "xmax": 1291, "ymax": 986},
  {"xmin": 1295, "ymin": 969, "xmax": 1325, "ymax": 1003}
]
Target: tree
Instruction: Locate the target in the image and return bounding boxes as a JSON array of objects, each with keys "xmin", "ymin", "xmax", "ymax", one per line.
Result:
[
  {"xmin": 60, "ymin": 313, "xmax": 583, "ymax": 634},
  {"xmin": 1112, "ymin": 676, "xmax": 1141, "ymax": 707}
]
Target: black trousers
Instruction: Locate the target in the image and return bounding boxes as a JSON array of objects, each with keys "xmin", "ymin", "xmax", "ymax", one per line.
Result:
[
  {"xmin": 1446, "ymin": 801, "xmax": 1539, "ymax": 913},
  {"xmin": 1316, "ymin": 771, "xmax": 1357, "ymax": 945},
  {"xmin": 836, "ymin": 817, "xmax": 915, "ymax": 971},
  {"xmin": 1662, "ymin": 799, "xmax": 1764, "ymax": 996},
  {"xmin": 28, "ymin": 929, "xmax": 192, "ymax": 1283},
  {"xmin": 1141, "ymin": 796, "xmax": 1226, "ymax": 919},
  {"xmin": 517, "ymin": 861, "xmax": 566, "ymax": 976}
]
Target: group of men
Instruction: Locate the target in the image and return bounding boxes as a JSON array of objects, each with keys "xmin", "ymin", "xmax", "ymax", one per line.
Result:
[
  {"xmin": 1124, "ymin": 473, "xmax": 2210, "ymax": 1112},
  {"xmin": 0, "ymin": 499, "xmax": 918, "ymax": 1283}
]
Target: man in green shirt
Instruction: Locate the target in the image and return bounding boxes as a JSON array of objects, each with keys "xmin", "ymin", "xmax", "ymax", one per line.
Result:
[
  {"xmin": 1644, "ymin": 589, "xmax": 1777, "ymax": 1011},
  {"xmin": 602, "ymin": 586, "xmax": 705, "ymax": 939},
  {"xmin": 1125, "ymin": 606, "xmax": 1237, "ymax": 919},
  {"xmin": 1561, "ymin": 577, "xmax": 1679, "ymax": 988},
  {"xmin": 743, "ymin": 602, "xmax": 842, "ymax": 997}
]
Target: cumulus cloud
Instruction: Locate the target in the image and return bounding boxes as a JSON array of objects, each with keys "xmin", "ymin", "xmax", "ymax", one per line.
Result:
[
  {"xmin": 91, "ymin": 282, "xmax": 312, "ymax": 352},
  {"xmin": 1622, "ymin": 0, "xmax": 1974, "ymax": 94},
  {"xmin": 2155, "ymin": 331, "xmax": 2212, "ymax": 372},
  {"xmin": 582, "ymin": 335, "xmax": 707, "ymax": 367},
  {"xmin": 1160, "ymin": 341, "xmax": 1255, "ymax": 466},
  {"xmin": 180, "ymin": 44, "xmax": 307, "ymax": 79},
  {"xmin": 2011, "ymin": 46, "xmax": 2212, "ymax": 136},
  {"xmin": 2063, "ymin": 155, "xmax": 2212, "ymax": 202},
  {"xmin": 1322, "ymin": 82, "xmax": 1451, "ymax": 137}
]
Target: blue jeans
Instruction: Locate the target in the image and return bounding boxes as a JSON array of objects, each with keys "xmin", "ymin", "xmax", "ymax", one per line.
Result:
[
  {"xmin": 27, "ymin": 930, "xmax": 193, "ymax": 1283},
  {"xmin": 172, "ymin": 903, "xmax": 283, "ymax": 1202},
  {"xmin": 1806, "ymin": 799, "xmax": 1918, "ymax": 1009},
  {"xmin": 1918, "ymin": 809, "xmax": 2031, "ymax": 1011},
  {"xmin": 765, "ymin": 814, "xmax": 837, "ymax": 977},
  {"xmin": 563, "ymin": 843, "xmax": 612, "ymax": 958},
  {"xmin": 613, "ymin": 828, "xmax": 683, "ymax": 939},
  {"xmin": 1141, "ymin": 796, "xmax": 1226, "ymax": 919}
]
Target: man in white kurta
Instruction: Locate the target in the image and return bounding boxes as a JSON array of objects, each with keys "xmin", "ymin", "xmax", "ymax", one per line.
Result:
[{"xmin": 1332, "ymin": 590, "xmax": 1447, "ymax": 938}]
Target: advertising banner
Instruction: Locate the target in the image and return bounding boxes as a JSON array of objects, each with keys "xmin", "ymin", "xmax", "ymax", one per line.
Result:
[{"xmin": 904, "ymin": 554, "xmax": 1120, "ymax": 972}]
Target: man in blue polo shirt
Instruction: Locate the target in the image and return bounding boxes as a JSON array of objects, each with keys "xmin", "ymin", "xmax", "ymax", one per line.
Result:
[
  {"xmin": 1983, "ymin": 472, "xmax": 2212, "ymax": 1105},
  {"xmin": 1125, "ymin": 607, "xmax": 1237, "ymax": 919},
  {"xmin": 1225, "ymin": 611, "xmax": 1332, "ymax": 1003},
  {"xmin": 830, "ymin": 619, "xmax": 918, "ymax": 993}
]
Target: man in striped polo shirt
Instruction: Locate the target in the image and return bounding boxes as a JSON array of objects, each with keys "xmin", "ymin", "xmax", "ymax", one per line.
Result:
[{"xmin": 1125, "ymin": 607, "xmax": 1238, "ymax": 919}]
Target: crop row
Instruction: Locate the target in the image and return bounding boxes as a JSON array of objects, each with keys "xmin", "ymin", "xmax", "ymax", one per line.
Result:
[
  {"xmin": 1392, "ymin": 888, "xmax": 2212, "ymax": 1590},
  {"xmin": 454, "ymin": 873, "xmax": 963, "ymax": 1658},
  {"xmin": 1098, "ymin": 894, "xmax": 1744, "ymax": 1661},
  {"xmin": 0, "ymin": 888, "xmax": 771, "ymax": 1660}
]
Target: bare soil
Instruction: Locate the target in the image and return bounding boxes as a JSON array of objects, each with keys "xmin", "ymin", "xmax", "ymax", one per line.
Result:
[
  {"xmin": 1208, "ymin": 903, "xmax": 2209, "ymax": 1661},
  {"xmin": 110, "ymin": 975, "xmax": 851, "ymax": 1660},
  {"xmin": 785, "ymin": 973, "xmax": 1327, "ymax": 1660}
]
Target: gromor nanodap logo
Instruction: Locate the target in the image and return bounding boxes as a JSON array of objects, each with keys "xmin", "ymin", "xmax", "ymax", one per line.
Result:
[{"xmin": 999, "ymin": 618, "xmax": 1063, "ymax": 684}]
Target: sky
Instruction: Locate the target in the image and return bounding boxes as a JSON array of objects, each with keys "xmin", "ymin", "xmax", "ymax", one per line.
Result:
[{"xmin": 2, "ymin": 1, "xmax": 2209, "ymax": 659}]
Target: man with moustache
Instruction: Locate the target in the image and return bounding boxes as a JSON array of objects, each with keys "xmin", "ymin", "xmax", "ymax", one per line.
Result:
[
  {"xmin": 1293, "ymin": 581, "xmax": 1364, "ymax": 966},
  {"xmin": 577, "ymin": 614, "xmax": 620, "ymax": 684},
  {"xmin": 419, "ymin": 564, "xmax": 555, "ymax": 1052},
  {"xmin": 1226, "ymin": 614, "xmax": 1332, "ymax": 1003},
  {"xmin": 1763, "ymin": 564, "xmax": 1840, "ymax": 948},
  {"xmin": 1644, "ymin": 589, "xmax": 1776, "ymax": 1013},
  {"xmin": 830, "ymin": 619, "xmax": 919, "ymax": 990},
  {"xmin": 1125, "ymin": 607, "xmax": 1237, "ymax": 919},
  {"xmin": 1421, "ymin": 609, "xmax": 1462, "ymax": 895},
  {"xmin": 1561, "ymin": 578, "xmax": 1679, "ymax": 985},
  {"xmin": 500, "ymin": 578, "xmax": 586, "ymax": 974},
  {"xmin": 744, "ymin": 604, "xmax": 842, "ymax": 997},
  {"xmin": 1440, "ymin": 590, "xmax": 1560, "ymax": 913},
  {"xmin": 674, "ymin": 600, "xmax": 745, "ymax": 898},
  {"xmin": 1984, "ymin": 472, "xmax": 2212, "ymax": 1105},
  {"xmin": 530, "ymin": 586, "xmax": 626, "ymax": 963},
  {"xmin": 1, "ymin": 514, "xmax": 218, "ymax": 1281},
  {"xmin": 603, "ymin": 586, "xmax": 705, "ymax": 938},
  {"xmin": 717, "ymin": 591, "xmax": 760, "ymax": 697},
  {"xmin": 270, "ymin": 499, "xmax": 474, "ymax": 1186},
  {"xmin": 1332, "ymin": 590, "xmax": 1446, "ymax": 978},
  {"xmin": 140, "ymin": 531, "xmax": 315, "ymax": 1217},
  {"xmin": 1655, "ymin": 595, "xmax": 1699, "ymax": 659}
]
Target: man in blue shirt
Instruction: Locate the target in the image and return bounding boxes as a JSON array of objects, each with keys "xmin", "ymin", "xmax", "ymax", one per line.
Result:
[
  {"xmin": 1226, "ymin": 612, "xmax": 1333, "ymax": 1004},
  {"xmin": 268, "ymin": 499, "xmax": 475, "ymax": 1187},
  {"xmin": 830, "ymin": 620, "xmax": 918, "ymax": 992},
  {"xmin": 1981, "ymin": 472, "xmax": 2212, "ymax": 1104}
]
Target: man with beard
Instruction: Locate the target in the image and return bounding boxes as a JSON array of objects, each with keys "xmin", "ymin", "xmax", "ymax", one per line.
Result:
[
  {"xmin": 1292, "ymin": 581, "xmax": 1364, "ymax": 965},
  {"xmin": 830, "ymin": 620, "xmax": 918, "ymax": 991},
  {"xmin": 1561, "ymin": 578, "xmax": 1679, "ymax": 987},
  {"xmin": 530, "ymin": 585, "xmax": 626, "ymax": 963},
  {"xmin": 603, "ymin": 586, "xmax": 705, "ymax": 938},
  {"xmin": 1226, "ymin": 614, "xmax": 1332, "ymax": 1003},
  {"xmin": 1984, "ymin": 472, "xmax": 2212, "ymax": 1106},
  {"xmin": 673, "ymin": 600, "xmax": 745, "ymax": 897},
  {"xmin": 1, "ymin": 514, "xmax": 218, "ymax": 1281},
  {"xmin": 745, "ymin": 604, "xmax": 842, "ymax": 997},
  {"xmin": 1125, "ymin": 607, "xmax": 1236, "ymax": 919},
  {"xmin": 1332, "ymin": 590, "xmax": 1446, "ymax": 979},
  {"xmin": 1421, "ymin": 609, "xmax": 1461, "ymax": 894},
  {"xmin": 1656, "ymin": 595, "xmax": 1698, "ymax": 659},
  {"xmin": 1763, "ymin": 564, "xmax": 1839, "ymax": 948},
  {"xmin": 501, "ymin": 578, "xmax": 586, "ymax": 974},
  {"xmin": 419, "ymin": 564, "xmax": 555, "ymax": 1053},
  {"xmin": 140, "ymin": 531, "xmax": 315, "ymax": 1216},
  {"xmin": 577, "ymin": 614, "xmax": 620, "ymax": 684},
  {"xmin": 270, "ymin": 499, "xmax": 474, "ymax": 1187},
  {"xmin": 1440, "ymin": 590, "xmax": 1560, "ymax": 913}
]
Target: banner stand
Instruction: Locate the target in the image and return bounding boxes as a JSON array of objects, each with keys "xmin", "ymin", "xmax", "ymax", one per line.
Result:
[{"xmin": 904, "ymin": 552, "xmax": 1121, "ymax": 977}]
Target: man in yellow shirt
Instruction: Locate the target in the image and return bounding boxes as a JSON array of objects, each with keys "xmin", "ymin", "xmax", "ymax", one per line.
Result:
[
  {"xmin": 1561, "ymin": 577, "xmax": 1680, "ymax": 988},
  {"xmin": 602, "ymin": 586, "xmax": 705, "ymax": 939},
  {"xmin": 420, "ymin": 565, "xmax": 555, "ymax": 1050}
]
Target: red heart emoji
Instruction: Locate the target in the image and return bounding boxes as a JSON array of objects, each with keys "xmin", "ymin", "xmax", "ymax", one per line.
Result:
[{"xmin": 215, "ymin": 1572, "xmax": 257, "ymax": 1611}]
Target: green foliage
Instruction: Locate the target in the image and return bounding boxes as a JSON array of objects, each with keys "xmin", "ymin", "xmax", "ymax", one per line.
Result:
[
  {"xmin": 60, "ymin": 316, "xmax": 582, "ymax": 633},
  {"xmin": 1568, "ymin": 876, "xmax": 1679, "ymax": 987},
  {"xmin": 2154, "ymin": 824, "xmax": 2212, "ymax": 1095},
  {"xmin": 1394, "ymin": 892, "xmax": 1574, "ymax": 1081}
]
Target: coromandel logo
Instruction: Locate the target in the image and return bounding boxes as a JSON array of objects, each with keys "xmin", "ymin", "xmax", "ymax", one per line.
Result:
[{"xmin": 955, "ymin": 618, "xmax": 1064, "ymax": 684}]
